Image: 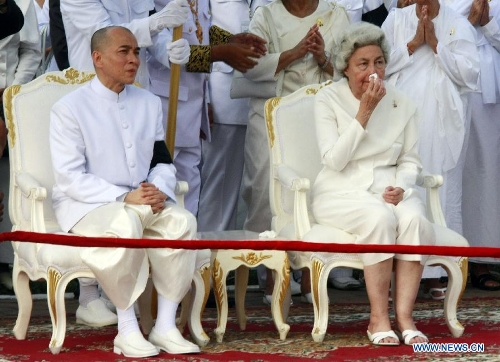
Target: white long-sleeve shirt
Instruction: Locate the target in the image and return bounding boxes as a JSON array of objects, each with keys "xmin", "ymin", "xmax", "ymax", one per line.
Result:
[{"xmin": 50, "ymin": 76, "xmax": 177, "ymax": 231}]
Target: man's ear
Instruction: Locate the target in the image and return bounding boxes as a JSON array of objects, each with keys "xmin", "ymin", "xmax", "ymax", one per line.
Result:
[{"xmin": 92, "ymin": 50, "xmax": 102, "ymax": 69}]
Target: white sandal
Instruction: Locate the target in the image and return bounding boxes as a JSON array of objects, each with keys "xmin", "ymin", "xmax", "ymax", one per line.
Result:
[
  {"xmin": 423, "ymin": 287, "xmax": 446, "ymax": 300},
  {"xmin": 366, "ymin": 330, "xmax": 400, "ymax": 346},
  {"xmin": 396, "ymin": 329, "xmax": 429, "ymax": 345}
]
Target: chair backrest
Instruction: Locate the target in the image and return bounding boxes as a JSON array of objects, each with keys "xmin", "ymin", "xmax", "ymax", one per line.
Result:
[
  {"xmin": 4, "ymin": 68, "xmax": 95, "ymax": 232},
  {"xmin": 265, "ymin": 82, "xmax": 332, "ymax": 234}
]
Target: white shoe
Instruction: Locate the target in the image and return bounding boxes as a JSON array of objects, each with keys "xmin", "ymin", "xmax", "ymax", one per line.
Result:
[
  {"xmin": 76, "ymin": 298, "xmax": 118, "ymax": 327},
  {"xmin": 328, "ymin": 277, "xmax": 362, "ymax": 290},
  {"xmin": 114, "ymin": 332, "xmax": 159, "ymax": 358},
  {"xmin": 100, "ymin": 296, "xmax": 117, "ymax": 313},
  {"xmin": 148, "ymin": 328, "xmax": 200, "ymax": 354}
]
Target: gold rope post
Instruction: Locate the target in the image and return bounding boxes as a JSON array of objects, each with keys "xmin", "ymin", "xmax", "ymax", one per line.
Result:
[{"xmin": 165, "ymin": 25, "xmax": 184, "ymax": 155}]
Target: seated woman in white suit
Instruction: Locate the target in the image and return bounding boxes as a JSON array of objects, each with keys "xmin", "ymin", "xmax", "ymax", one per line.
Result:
[{"xmin": 311, "ymin": 22, "xmax": 435, "ymax": 346}]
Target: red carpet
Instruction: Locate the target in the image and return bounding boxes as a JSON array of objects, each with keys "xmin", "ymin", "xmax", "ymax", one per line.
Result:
[{"xmin": 1, "ymin": 297, "xmax": 499, "ymax": 361}]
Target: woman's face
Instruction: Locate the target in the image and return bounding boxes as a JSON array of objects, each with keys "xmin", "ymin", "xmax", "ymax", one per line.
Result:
[{"xmin": 344, "ymin": 45, "xmax": 386, "ymax": 100}]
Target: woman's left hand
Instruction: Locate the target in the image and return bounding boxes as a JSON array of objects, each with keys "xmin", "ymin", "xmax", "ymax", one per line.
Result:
[
  {"xmin": 383, "ymin": 186, "xmax": 404, "ymax": 206},
  {"xmin": 305, "ymin": 24, "xmax": 325, "ymax": 62}
]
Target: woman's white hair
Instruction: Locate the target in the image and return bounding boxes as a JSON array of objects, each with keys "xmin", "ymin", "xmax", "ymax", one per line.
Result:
[{"xmin": 333, "ymin": 22, "xmax": 390, "ymax": 77}]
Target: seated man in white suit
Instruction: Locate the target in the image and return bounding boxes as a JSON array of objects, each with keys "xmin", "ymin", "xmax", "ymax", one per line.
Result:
[{"xmin": 50, "ymin": 26, "xmax": 199, "ymax": 358}]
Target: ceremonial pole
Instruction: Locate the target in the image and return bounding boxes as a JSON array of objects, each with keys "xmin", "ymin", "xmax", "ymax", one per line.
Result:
[{"xmin": 165, "ymin": 25, "xmax": 184, "ymax": 154}]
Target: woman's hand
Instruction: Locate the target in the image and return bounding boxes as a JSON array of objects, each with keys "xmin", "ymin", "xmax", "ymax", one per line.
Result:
[
  {"xmin": 383, "ymin": 186, "xmax": 404, "ymax": 206},
  {"xmin": 356, "ymin": 78, "xmax": 386, "ymax": 128},
  {"xmin": 305, "ymin": 24, "xmax": 325, "ymax": 64},
  {"xmin": 124, "ymin": 182, "xmax": 168, "ymax": 213}
]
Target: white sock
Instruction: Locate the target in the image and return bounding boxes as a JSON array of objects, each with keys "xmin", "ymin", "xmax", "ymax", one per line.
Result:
[
  {"xmin": 154, "ymin": 295, "xmax": 178, "ymax": 335},
  {"xmin": 329, "ymin": 267, "xmax": 354, "ymax": 279},
  {"xmin": 79, "ymin": 284, "xmax": 100, "ymax": 307},
  {"xmin": 117, "ymin": 306, "xmax": 140, "ymax": 337}
]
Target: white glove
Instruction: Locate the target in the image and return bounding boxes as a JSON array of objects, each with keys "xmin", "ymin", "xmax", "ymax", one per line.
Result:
[
  {"xmin": 149, "ymin": 0, "xmax": 190, "ymax": 34},
  {"xmin": 167, "ymin": 38, "xmax": 191, "ymax": 65}
]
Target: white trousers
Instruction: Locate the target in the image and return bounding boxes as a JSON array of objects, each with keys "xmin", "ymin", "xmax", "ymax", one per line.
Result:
[
  {"xmin": 174, "ymin": 145, "xmax": 202, "ymax": 216},
  {"xmin": 198, "ymin": 124, "xmax": 246, "ymax": 231},
  {"xmin": 71, "ymin": 202, "xmax": 197, "ymax": 310},
  {"xmin": 241, "ymin": 112, "xmax": 272, "ymax": 233},
  {"xmin": 312, "ymin": 190, "xmax": 435, "ymax": 266},
  {"xmin": 462, "ymin": 94, "xmax": 500, "ymax": 263}
]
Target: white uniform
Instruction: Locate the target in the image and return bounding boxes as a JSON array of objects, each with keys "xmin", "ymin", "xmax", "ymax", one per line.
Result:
[
  {"xmin": 50, "ymin": 77, "xmax": 196, "ymax": 309},
  {"xmin": 148, "ymin": 0, "xmax": 211, "ymax": 216},
  {"xmin": 60, "ymin": 0, "xmax": 168, "ymax": 89},
  {"xmin": 444, "ymin": 0, "xmax": 500, "ymax": 264},
  {"xmin": 334, "ymin": 0, "xmax": 383, "ymax": 22},
  {"xmin": 197, "ymin": 0, "xmax": 272, "ymax": 232},
  {"xmin": 0, "ymin": 0, "xmax": 41, "ymax": 265},
  {"xmin": 0, "ymin": 0, "xmax": 41, "ymax": 88}
]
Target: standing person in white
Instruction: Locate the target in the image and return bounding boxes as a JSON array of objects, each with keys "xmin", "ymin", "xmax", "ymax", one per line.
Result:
[
  {"xmin": 58, "ymin": 0, "xmax": 191, "ymax": 327},
  {"xmin": 381, "ymin": 0, "xmax": 480, "ymax": 298},
  {"xmin": 241, "ymin": 0, "xmax": 350, "ymax": 301},
  {"xmin": 197, "ymin": 0, "xmax": 272, "ymax": 232},
  {"xmin": 148, "ymin": 0, "xmax": 267, "ymax": 216},
  {"xmin": 0, "ymin": 0, "xmax": 41, "ymax": 291},
  {"xmin": 50, "ymin": 26, "xmax": 200, "ymax": 358},
  {"xmin": 444, "ymin": 0, "xmax": 500, "ymax": 291},
  {"xmin": 148, "ymin": 0, "xmax": 211, "ymax": 216},
  {"xmin": 60, "ymin": 0, "xmax": 190, "ymax": 89}
]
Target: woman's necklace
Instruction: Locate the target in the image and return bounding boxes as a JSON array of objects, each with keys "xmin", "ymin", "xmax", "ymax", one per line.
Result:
[{"xmin": 188, "ymin": 0, "xmax": 203, "ymax": 44}]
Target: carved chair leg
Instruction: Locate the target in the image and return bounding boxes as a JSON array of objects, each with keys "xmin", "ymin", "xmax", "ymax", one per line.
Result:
[{"xmin": 12, "ymin": 265, "xmax": 32, "ymax": 341}]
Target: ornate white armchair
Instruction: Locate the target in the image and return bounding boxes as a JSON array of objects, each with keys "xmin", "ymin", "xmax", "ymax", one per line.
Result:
[
  {"xmin": 3, "ymin": 68, "xmax": 210, "ymax": 353},
  {"xmin": 264, "ymin": 82, "xmax": 469, "ymax": 343}
]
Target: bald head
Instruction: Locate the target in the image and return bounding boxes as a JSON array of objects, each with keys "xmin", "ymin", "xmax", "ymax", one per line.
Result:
[{"xmin": 91, "ymin": 26, "xmax": 135, "ymax": 53}]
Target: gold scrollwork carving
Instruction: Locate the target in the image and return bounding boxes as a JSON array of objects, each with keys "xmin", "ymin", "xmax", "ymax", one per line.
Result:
[
  {"xmin": 47, "ymin": 267, "xmax": 62, "ymax": 326},
  {"xmin": 265, "ymin": 97, "xmax": 281, "ymax": 148},
  {"xmin": 311, "ymin": 259, "xmax": 324, "ymax": 310},
  {"xmin": 232, "ymin": 251, "xmax": 272, "ymax": 266},
  {"xmin": 278, "ymin": 256, "xmax": 291, "ymax": 320},
  {"xmin": 46, "ymin": 68, "xmax": 95, "ymax": 85},
  {"xmin": 3, "ymin": 85, "xmax": 21, "ymax": 147},
  {"xmin": 211, "ymin": 258, "xmax": 224, "ymax": 309}
]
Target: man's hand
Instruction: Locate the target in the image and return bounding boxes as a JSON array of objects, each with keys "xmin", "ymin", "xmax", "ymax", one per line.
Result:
[
  {"xmin": 229, "ymin": 32, "xmax": 267, "ymax": 56},
  {"xmin": 422, "ymin": 6, "xmax": 438, "ymax": 52},
  {"xmin": 383, "ymin": 186, "xmax": 404, "ymax": 206},
  {"xmin": 167, "ymin": 38, "xmax": 191, "ymax": 65},
  {"xmin": 149, "ymin": 0, "xmax": 190, "ymax": 33},
  {"xmin": 469, "ymin": 0, "xmax": 490, "ymax": 26},
  {"xmin": 124, "ymin": 182, "xmax": 168, "ymax": 214},
  {"xmin": 212, "ymin": 43, "xmax": 264, "ymax": 73}
]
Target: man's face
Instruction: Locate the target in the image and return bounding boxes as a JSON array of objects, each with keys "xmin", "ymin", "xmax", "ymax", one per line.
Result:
[{"xmin": 92, "ymin": 28, "xmax": 140, "ymax": 93}]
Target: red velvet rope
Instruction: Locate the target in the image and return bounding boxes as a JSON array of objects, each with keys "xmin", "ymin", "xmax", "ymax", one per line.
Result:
[{"xmin": 1, "ymin": 231, "xmax": 499, "ymax": 257}]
